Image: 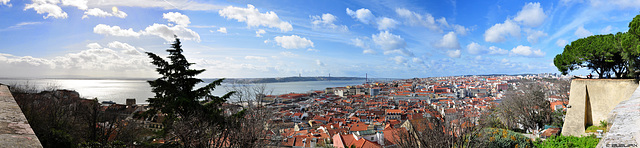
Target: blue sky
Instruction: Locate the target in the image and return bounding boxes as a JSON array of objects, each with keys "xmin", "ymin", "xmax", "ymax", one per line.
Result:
[{"xmin": 1, "ymin": 0, "xmax": 639, "ymax": 78}]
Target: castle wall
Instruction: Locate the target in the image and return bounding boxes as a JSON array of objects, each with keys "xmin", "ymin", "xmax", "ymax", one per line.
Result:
[{"xmin": 561, "ymin": 79, "xmax": 638, "ymax": 136}]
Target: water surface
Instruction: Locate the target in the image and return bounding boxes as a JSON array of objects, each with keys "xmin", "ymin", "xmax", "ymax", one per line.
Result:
[{"xmin": 0, "ymin": 78, "xmax": 366, "ymax": 104}]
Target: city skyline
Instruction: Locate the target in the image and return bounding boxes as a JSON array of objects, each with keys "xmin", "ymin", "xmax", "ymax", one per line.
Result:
[{"xmin": 1, "ymin": 0, "xmax": 640, "ymax": 78}]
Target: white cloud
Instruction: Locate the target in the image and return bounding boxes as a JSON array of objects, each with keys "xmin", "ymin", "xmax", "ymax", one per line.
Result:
[
  {"xmin": 525, "ymin": 29, "xmax": 547, "ymax": 44},
  {"xmin": 85, "ymin": 0, "xmax": 224, "ymax": 11},
  {"xmin": 488, "ymin": 46, "xmax": 508, "ymax": 55},
  {"xmin": 609, "ymin": 0, "xmax": 640, "ymax": 8},
  {"xmin": 391, "ymin": 56, "xmax": 407, "ymax": 65},
  {"xmin": 363, "ymin": 49, "xmax": 376, "ymax": 54},
  {"xmin": 474, "ymin": 55, "xmax": 483, "ymax": 60},
  {"xmin": 352, "ymin": 37, "xmax": 373, "ymax": 54},
  {"xmin": 107, "ymin": 41, "xmax": 145, "ymax": 55},
  {"xmin": 311, "ymin": 13, "xmax": 348, "ymax": 32},
  {"xmin": 556, "ymin": 39, "xmax": 569, "ymax": 47},
  {"xmin": 93, "ymin": 24, "xmax": 141, "ymax": 37},
  {"xmin": 316, "ymin": 59, "xmax": 325, "ymax": 66},
  {"xmin": 307, "ymin": 48, "xmax": 318, "ymax": 52},
  {"xmin": 217, "ymin": 27, "xmax": 227, "ymax": 33},
  {"xmin": 395, "ymin": 8, "xmax": 439, "ymax": 31},
  {"xmin": 107, "ymin": 41, "xmax": 144, "ymax": 55},
  {"xmin": 466, "ymin": 42, "xmax": 486, "ymax": 55},
  {"xmin": 219, "ymin": 4, "xmax": 293, "ymax": 32},
  {"xmin": 372, "ymin": 31, "xmax": 405, "ymax": 50},
  {"xmin": 163, "ymin": 12, "xmax": 190, "ymax": 26},
  {"xmin": 513, "ymin": 2, "xmax": 546, "ymax": 27},
  {"xmin": 372, "ymin": 31, "xmax": 412, "ymax": 56},
  {"xmin": 352, "ymin": 38, "xmax": 367, "ymax": 49},
  {"xmin": 93, "ymin": 12, "xmax": 200, "ymax": 42},
  {"xmin": 574, "ymin": 26, "xmax": 592, "ymax": 38},
  {"xmin": 435, "ymin": 32, "xmax": 460, "ymax": 49},
  {"xmin": 24, "ymin": 0, "xmax": 68, "ymax": 19},
  {"xmin": 86, "ymin": 43, "xmax": 102, "ymax": 49},
  {"xmin": 312, "ymin": 13, "xmax": 336, "ymax": 25},
  {"xmin": 0, "ymin": 42, "xmax": 153, "ymax": 78},
  {"xmin": 1, "ymin": 0, "xmax": 11, "ymax": 7},
  {"xmin": 590, "ymin": 0, "xmax": 640, "ymax": 9},
  {"xmin": 273, "ymin": 35, "xmax": 314, "ymax": 49},
  {"xmin": 346, "ymin": 8, "xmax": 375, "ymax": 24},
  {"xmin": 453, "ymin": 24, "xmax": 469, "ymax": 35},
  {"xmin": 280, "ymin": 51, "xmax": 297, "ymax": 57},
  {"xmin": 82, "ymin": 8, "xmax": 127, "ymax": 19},
  {"xmin": 446, "ymin": 50, "xmax": 461, "ymax": 58},
  {"xmin": 510, "ymin": 45, "xmax": 545, "ymax": 57},
  {"xmin": 143, "ymin": 23, "xmax": 200, "ymax": 42},
  {"xmin": 484, "ymin": 19, "xmax": 520, "ymax": 42},
  {"xmin": 5, "ymin": 22, "xmax": 42, "ymax": 30},
  {"xmin": 436, "ymin": 17, "xmax": 449, "ymax": 28},
  {"xmin": 600, "ymin": 25, "xmax": 613, "ymax": 34},
  {"xmin": 256, "ymin": 29, "xmax": 266, "ymax": 37},
  {"xmin": 83, "ymin": 8, "xmax": 111, "ymax": 18},
  {"xmin": 244, "ymin": 56, "xmax": 267, "ymax": 61},
  {"xmin": 501, "ymin": 58, "xmax": 509, "ymax": 63},
  {"xmin": 61, "ymin": 0, "xmax": 87, "ymax": 10},
  {"xmin": 412, "ymin": 57, "xmax": 423, "ymax": 64},
  {"xmin": 377, "ymin": 17, "xmax": 398, "ymax": 30}
]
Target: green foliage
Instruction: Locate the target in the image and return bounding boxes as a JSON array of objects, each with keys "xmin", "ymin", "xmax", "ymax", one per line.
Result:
[
  {"xmin": 585, "ymin": 125, "xmax": 606, "ymax": 133},
  {"xmin": 585, "ymin": 120, "xmax": 608, "ymax": 133},
  {"xmin": 146, "ymin": 36, "xmax": 242, "ymax": 147},
  {"xmin": 470, "ymin": 128, "xmax": 534, "ymax": 148},
  {"xmin": 46, "ymin": 128, "xmax": 75, "ymax": 148},
  {"xmin": 629, "ymin": 14, "xmax": 640, "ymax": 38},
  {"xmin": 555, "ymin": 14, "xmax": 640, "ymax": 78},
  {"xmin": 479, "ymin": 110, "xmax": 507, "ymax": 129},
  {"xmin": 550, "ymin": 110, "xmax": 566, "ymax": 128},
  {"xmin": 11, "ymin": 86, "xmax": 151, "ymax": 148},
  {"xmin": 534, "ymin": 135, "xmax": 600, "ymax": 148},
  {"xmin": 600, "ymin": 120, "xmax": 608, "ymax": 127},
  {"xmin": 617, "ymin": 32, "xmax": 640, "ymax": 77},
  {"xmin": 554, "ymin": 34, "xmax": 625, "ymax": 78},
  {"xmin": 146, "ymin": 36, "xmax": 234, "ymax": 122}
]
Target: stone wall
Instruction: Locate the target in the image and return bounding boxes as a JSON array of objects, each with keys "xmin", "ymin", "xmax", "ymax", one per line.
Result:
[
  {"xmin": 0, "ymin": 85, "xmax": 42, "ymax": 147},
  {"xmin": 596, "ymin": 87, "xmax": 640, "ymax": 147},
  {"xmin": 561, "ymin": 79, "xmax": 638, "ymax": 136}
]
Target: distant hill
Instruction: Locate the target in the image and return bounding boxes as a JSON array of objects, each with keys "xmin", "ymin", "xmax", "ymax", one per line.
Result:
[{"xmin": 222, "ymin": 77, "xmax": 366, "ymax": 83}]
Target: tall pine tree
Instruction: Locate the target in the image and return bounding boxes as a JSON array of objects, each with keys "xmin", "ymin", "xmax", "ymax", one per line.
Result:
[{"xmin": 146, "ymin": 36, "xmax": 233, "ymax": 126}]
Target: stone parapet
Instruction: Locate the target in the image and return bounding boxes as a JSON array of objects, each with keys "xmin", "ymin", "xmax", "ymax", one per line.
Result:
[
  {"xmin": 0, "ymin": 85, "xmax": 42, "ymax": 148},
  {"xmin": 596, "ymin": 84, "xmax": 640, "ymax": 147}
]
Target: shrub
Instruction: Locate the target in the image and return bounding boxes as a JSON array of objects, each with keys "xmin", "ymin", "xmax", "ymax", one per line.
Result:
[
  {"xmin": 470, "ymin": 128, "xmax": 534, "ymax": 148},
  {"xmin": 534, "ymin": 135, "xmax": 600, "ymax": 148}
]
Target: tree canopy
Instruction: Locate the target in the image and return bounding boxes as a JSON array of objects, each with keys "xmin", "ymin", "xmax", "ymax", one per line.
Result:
[
  {"xmin": 146, "ymin": 36, "xmax": 234, "ymax": 130},
  {"xmin": 554, "ymin": 14, "xmax": 640, "ymax": 78}
]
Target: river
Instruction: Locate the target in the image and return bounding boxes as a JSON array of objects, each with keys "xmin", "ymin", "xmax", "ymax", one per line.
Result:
[{"xmin": 0, "ymin": 78, "xmax": 368, "ymax": 104}]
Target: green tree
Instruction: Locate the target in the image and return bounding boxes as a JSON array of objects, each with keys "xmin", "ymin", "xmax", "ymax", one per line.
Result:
[
  {"xmin": 628, "ymin": 14, "xmax": 640, "ymax": 39},
  {"xmin": 555, "ymin": 14, "xmax": 640, "ymax": 78},
  {"xmin": 146, "ymin": 36, "xmax": 234, "ymax": 146},
  {"xmin": 624, "ymin": 15, "xmax": 640, "ymax": 77},
  {"xmin": 554, "ymin": 34, "xmax": 626, "ymax": 78}
]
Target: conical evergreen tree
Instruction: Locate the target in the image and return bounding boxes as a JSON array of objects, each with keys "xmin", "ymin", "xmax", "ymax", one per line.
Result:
[{"xmin": 146, "ymin": 35, "xmax": 233, "ymax": 124}]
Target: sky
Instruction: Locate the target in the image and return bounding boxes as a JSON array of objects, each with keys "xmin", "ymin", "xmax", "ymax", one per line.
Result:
[{"xmin": 1, "ymin": 0, "xmax": 640, "ymax": 79}]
